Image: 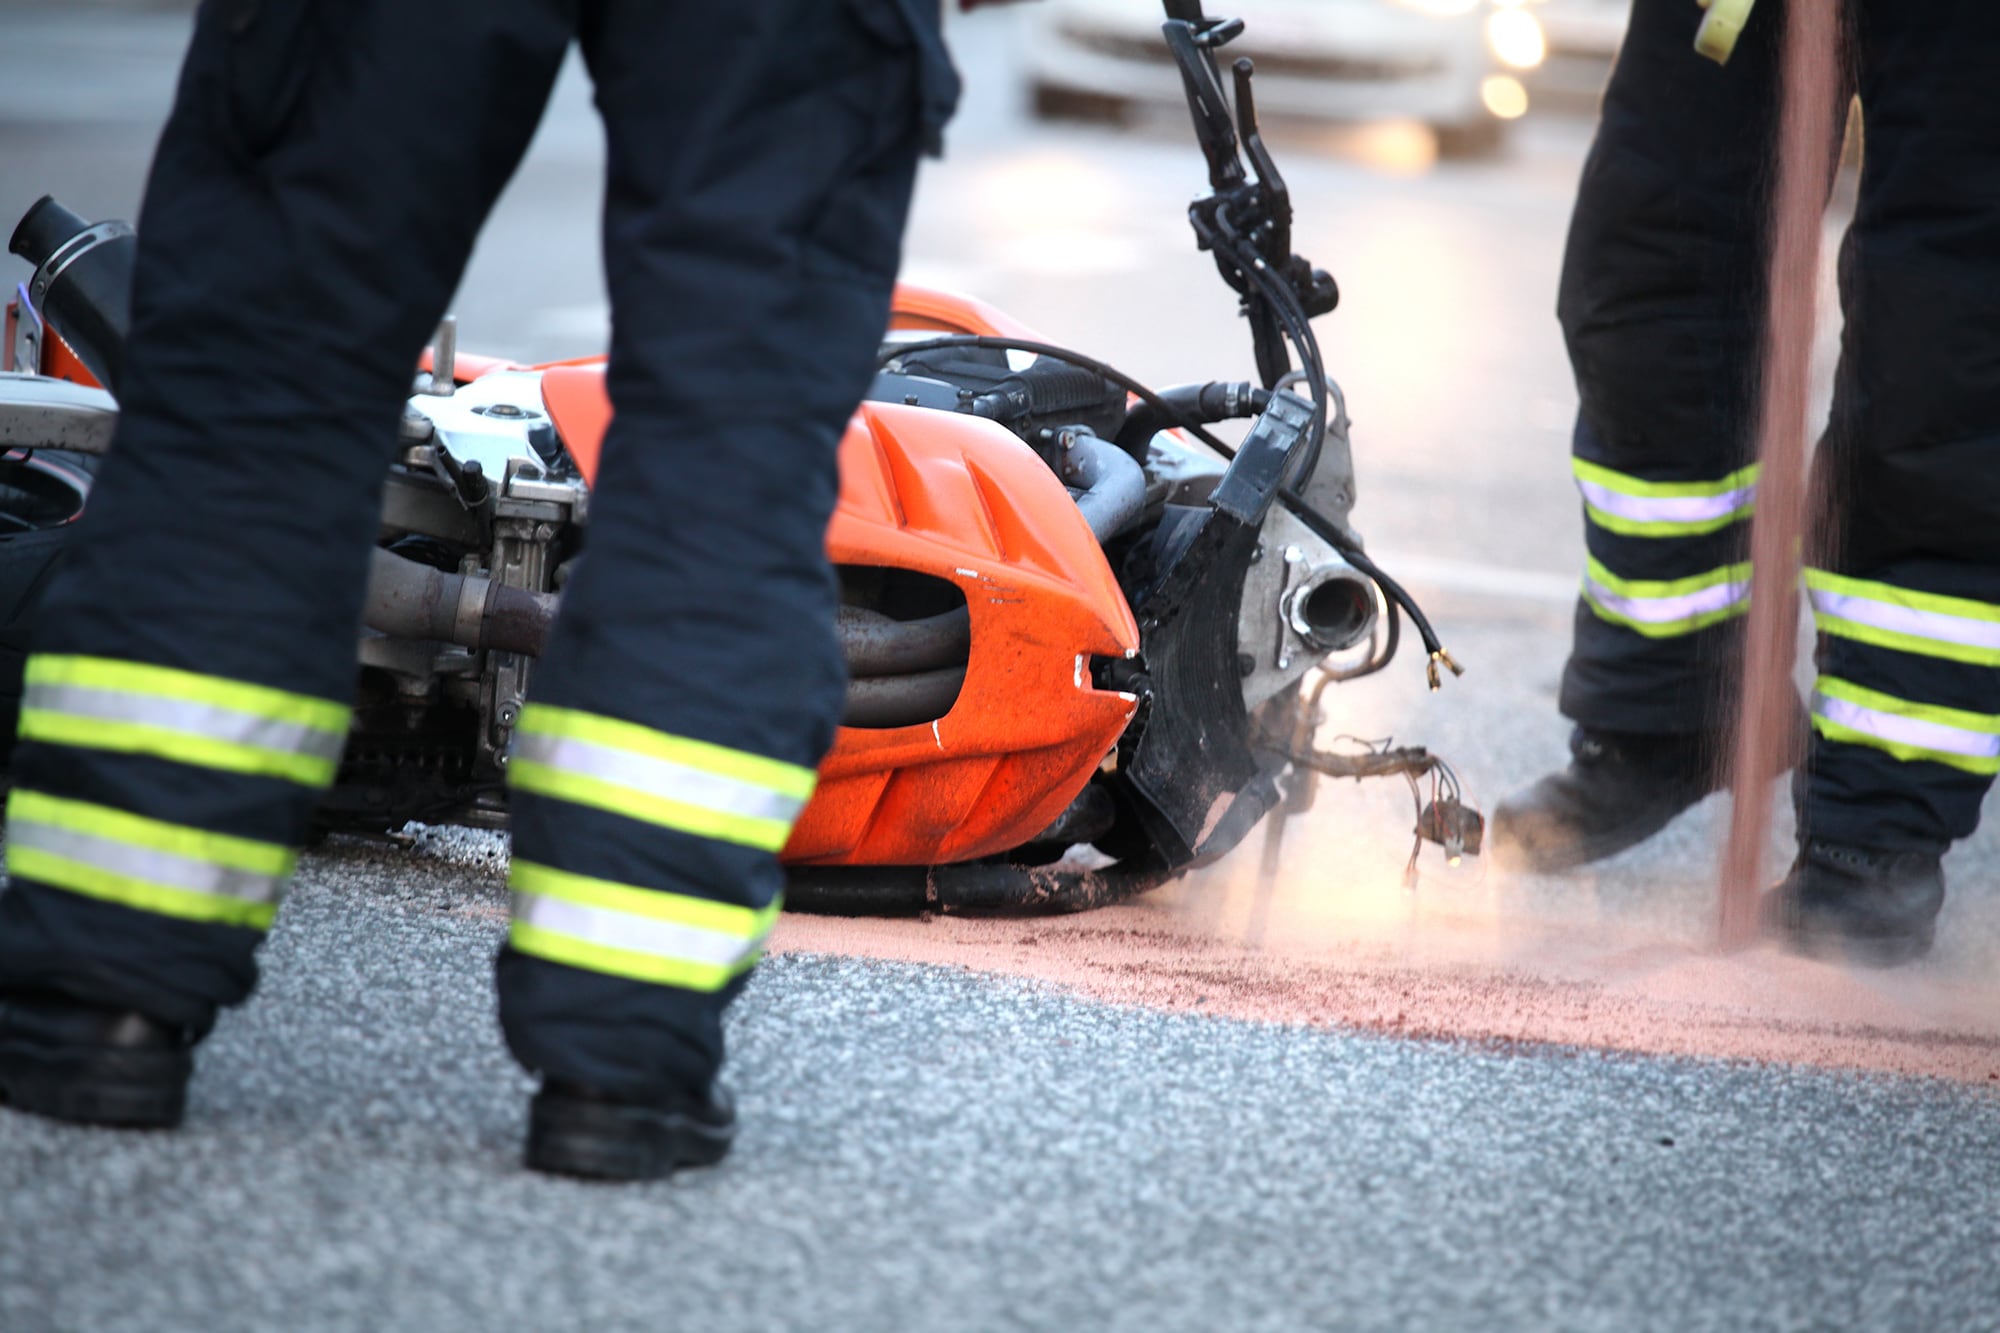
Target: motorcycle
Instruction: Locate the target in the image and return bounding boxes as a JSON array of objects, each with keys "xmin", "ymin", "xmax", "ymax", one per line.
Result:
[{"xmin": 0, "ymin": 0, "xmax": 1479, "ymax": 914}]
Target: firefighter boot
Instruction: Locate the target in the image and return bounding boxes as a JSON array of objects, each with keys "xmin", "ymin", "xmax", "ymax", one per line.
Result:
[
  {"xmin": 526, "ymin": 1077, "xmax": 737, "ymax": 1181},
  {"xmin": 0, "ymin": 992, "xmax": 194, "ymax": 1128},
  {"xmin": 1490, "ymin": 727, "xmax": 1718, "ymax": 873},
  {"xmin": 1763, "ymin": 841, "xmax": 1944, "ymax": 967}
]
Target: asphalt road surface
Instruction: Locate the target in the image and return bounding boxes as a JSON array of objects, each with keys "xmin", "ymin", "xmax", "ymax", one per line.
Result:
[{"xmin": 3, "ymin": 8, "xmax": 1998, "ymax": 1331}]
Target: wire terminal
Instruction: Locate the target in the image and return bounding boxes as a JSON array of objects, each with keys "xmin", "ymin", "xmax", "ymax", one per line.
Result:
[{"xmin": 1425, "ymin": 649, "xmax": 1465, "ymax": 691}]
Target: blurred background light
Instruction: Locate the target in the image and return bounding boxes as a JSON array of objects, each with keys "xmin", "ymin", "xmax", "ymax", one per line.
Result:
[
  {"xmin": 1487, "ymin": 8, "xmax": 1548, "ymax": 70},
  {"xmin": 1481, "ymin": 74, "xmax": 1530, "ymax": 119}
]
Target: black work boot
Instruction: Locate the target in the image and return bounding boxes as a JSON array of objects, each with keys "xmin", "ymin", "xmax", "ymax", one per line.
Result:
[
  {"xmin": 1490, "ymin": 727, "xmax": 1717, "ymax": 873},
  {"xmin": 526, "ymin": 1077, "xmax": 736, "ymax": 1181},
  {"xmin": 1763, "ymin": 841, "xmax": 1944, "ymax": 968},
  {"xmin": 0, "ymin": 992, "xmax": 194, "ymax": 1128}
]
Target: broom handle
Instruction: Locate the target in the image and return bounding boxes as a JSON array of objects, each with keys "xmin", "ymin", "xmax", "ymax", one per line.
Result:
[{"xmin": 1717, "ymin": 0, "xmax": 1839, "ymax": 946}]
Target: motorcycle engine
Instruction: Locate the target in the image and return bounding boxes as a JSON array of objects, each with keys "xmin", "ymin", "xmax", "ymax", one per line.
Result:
[{"xmin": 325, "ymin": 369, "xmax": 586, "ymax": 833}]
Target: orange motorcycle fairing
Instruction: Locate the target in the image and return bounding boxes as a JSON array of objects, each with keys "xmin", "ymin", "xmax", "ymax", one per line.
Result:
[
  {"xmin": 796, "ymin": 402, "xmax": 1139, "ymax": 865},
  {"xmin": 535, "ymin": 289, "xmax": 1143, "ymax": 867},
  {"xmin": 886, "ymin": 284, "xmax": 1046, "ymax": 341}
]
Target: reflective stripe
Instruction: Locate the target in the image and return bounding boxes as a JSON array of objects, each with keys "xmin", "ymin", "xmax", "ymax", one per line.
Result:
[
  {"xmin": 4, "ymin": 788, "xmax": 292, "ymax": 928},
  {"xmin": 510, "ymin": 705, "xmax": 814, "ymax": 852},
  {"xmin": 19, "ymin": 655, "xmax": 348, "ymax": 787},
  {"xmin": 1805, "ymin": 569, "xmax": 2000, "ymax": 667},
  {"xmin": 507, "ymin": 858, "xmax": 779, "ymax": 991},
  {"xmin": 1582, "ymin": 558, "xmax": 1752, "ymax": 638},
  {"xmin": 1811, "ymin": 677, "xmax": 2000, "ymax": 775},
  {"xmin": 1573, "ymin": 459, "xmax": 1759, "ymax": 537}
]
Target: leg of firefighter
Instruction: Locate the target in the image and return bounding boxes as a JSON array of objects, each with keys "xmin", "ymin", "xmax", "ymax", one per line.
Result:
[
  {"xmin": 1771, "ymin": 1, "xmax": 2000, "ymax": 964},
  {"xmin": 496, "ymin": 0, "xmax": 950, "ymax": 1180},
  {"xmin": 0, "ymin": 0, "xmax": 576, "ymax": 1126},
  {"xmin": 1492, "ymin": 0, "xmax": 1795, "ymax": 872}
]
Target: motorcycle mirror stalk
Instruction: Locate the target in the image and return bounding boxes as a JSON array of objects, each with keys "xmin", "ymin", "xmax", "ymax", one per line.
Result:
[{"xmin": 423, "ymin": 315, "xmax": 458, "ymax": 396}]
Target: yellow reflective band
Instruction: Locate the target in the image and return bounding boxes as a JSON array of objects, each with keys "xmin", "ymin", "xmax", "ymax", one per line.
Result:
[
  {"xmin": 1815, "ymin": 677, "xmax": 2000, "ymax": 736},
  {"xmin": 19, "ymin": 655, "xmax": 348, "ymax": 787},
  {"xmin": 1807, "ymin": 617, "xmax": 2000, "ymax": 669},
  {"xmin": 1572, "ymin": 459, "xmax": 1762, "ymax": 500},
  {"xmin": 1581, "ymin": 503, "xmax": 1754, "ymax": 539},
  {"xmin": 1806, "ymin": 570, "xmax": 2000, "ymax": 624},
  {"xmin": 1811, "ymin": 677, "xmax": 2000, "ymax": 775},
  {"xmin": 5, "ymin": 789, "xmax": 293, "ymax": 928},
  {"xmin": 509, "ymin": 858, "xmax": 781, "ymax": 939},
  {"xmin": 1581, "ymin": 558, "xmax": 1752, "ymax": 639},
  {"xmin": 1809, "ymin": 717, "xmax": 2000, "ymax": 776},
  {"xmin": 510, "ymin": 705, "xmax": 815, "ymax": 851},
  {"xmin": 1585, "ymin": 558, "xmax": 1751, "ymax": 600},
  {"xmin": 507, "ymin": 860, "xmax": 780, "ymax": 992},
  {"xmin": 15, "ymin": 711, "xmax": 339, "ymax": 786},
  {"xmin": 508, "ymin": 923, "xmax": 760, "ymax": 991},
  {"xmin": 509, "ymin": 762, "xmax": 795, "ymax": 850},
  {"xmin": 1573, "ymin": 460, "xmax": 1759, "ymax": 539},
  {"xmin": 1805, "ymin": 569, "xmax": 2000, "ymax": 667},
  {"xmin": 26, "ymin": 656, "xmax": 351, "ymax": 731},
  {"xmin": 515, "ymin": 706, "xmax": 816, "ymax": 799}
]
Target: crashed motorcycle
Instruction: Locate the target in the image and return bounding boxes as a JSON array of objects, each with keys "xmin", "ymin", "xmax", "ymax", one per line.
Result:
[{"xmin": 0, "ymin": 1, "xmax": 1478, "ymax": 914}]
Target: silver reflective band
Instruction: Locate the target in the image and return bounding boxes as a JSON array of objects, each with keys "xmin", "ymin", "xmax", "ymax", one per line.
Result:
[
  {"xmin": 22, "ymin": 683, "xmax": 348, "ymax": 764},
  {"xmin": 1574, "ymin": 478, "xmax": 1756, "ymax": 527},
  {"xmin": 1808, "ymin": 587, "xmax": 2000, "ymax": 655},
  {"xmin": 1583, "ymin": 572, "xmax": 1749, "ymax": 626},
  {"xmin": 511, "ymin": 890, "xmax": 763, "ymax": 971},
  {"xmin": 1813, "ymin": 691, "xmax": 2000, "ymax": 762},
  {"xmin": 8, "ymin": 816, "xmax": 285, "ymax": 905},
  {"xmin": 513, "ymin": 731, "xmax": 807, "ymax": 825}
]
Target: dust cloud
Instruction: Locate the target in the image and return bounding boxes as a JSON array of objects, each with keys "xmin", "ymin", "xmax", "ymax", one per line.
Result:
[{"xmin": 774, "ymin": 790, "xmax": 2000, "ymax": 1085}]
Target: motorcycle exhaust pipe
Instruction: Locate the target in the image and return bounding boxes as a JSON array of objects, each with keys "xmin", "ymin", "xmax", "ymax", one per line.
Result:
[
  {"xmin": 841, "ymin": 667, "xmax": 966, "ymax": 729},
  {"xmin": 1058, "ymin": 432, "xmax": 1146, "ymax": 543},
  {"xmin": 364, "ymin": 548, "xmax": 558, "ymax": 658},
  {"xmin": 9, "ymin": 197, "xmax": 135, "ymax": 395},
  {"xmin": 837, "ymin": 604, "xmax": 970, "ymax": 676},
  {"xmin": 1284, "ymin": 563, "xmax": 1378, "ymax": 654}
]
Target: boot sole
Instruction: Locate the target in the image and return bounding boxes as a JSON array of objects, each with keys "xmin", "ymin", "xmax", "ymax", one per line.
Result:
[
  {"xmin": 526, "ymin": 1093, "xmax": 734, "ymax": 1182},
  {"xmin": 0, "ymin": 1038, "xmax": 190, "ymax": 1128}
]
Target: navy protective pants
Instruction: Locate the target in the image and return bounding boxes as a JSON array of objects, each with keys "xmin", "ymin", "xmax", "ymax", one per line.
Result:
[
  {"xmin": 1557, "ymin": 0, "xmax": 2000, "ymax": 855},
  {"xmin": 0, "ymin": 0, "xmax": 955, "ymax": 1099}
]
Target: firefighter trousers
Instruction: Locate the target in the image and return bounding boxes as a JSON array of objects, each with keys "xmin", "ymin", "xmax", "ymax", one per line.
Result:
[
  {"xmin": 0, "ymin": 0, "xmax": 956, "ymax": 1099},
  {"xmin": 1557, "ymin": 0, "xmax": 2000, "ymax": 855}
]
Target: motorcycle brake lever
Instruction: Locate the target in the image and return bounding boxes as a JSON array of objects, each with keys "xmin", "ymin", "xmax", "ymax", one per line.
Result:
[
  {"xmin": 1231, "ymin": 58, "xmax": 1291, "ymax": 263},
  {"xmin": 1162, "ymin": 20, "xmax": 1245, "ymax": 192}
]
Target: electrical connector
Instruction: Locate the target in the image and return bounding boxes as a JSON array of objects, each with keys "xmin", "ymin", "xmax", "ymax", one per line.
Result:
[{"xmin": 1425, "ymin": 648, "xmax": 1465, "ymax": 691}]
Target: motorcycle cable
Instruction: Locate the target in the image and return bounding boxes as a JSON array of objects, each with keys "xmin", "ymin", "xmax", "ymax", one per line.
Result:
[
  {"xmin": 1197, "ymin": 207, "xmax": 1460, "ymax": 687},
  {"xmin": 1196, "ymin": 203, "xmax": 1329, "ymax": 486},
  {"xmin": 1280, "ymin": 488, "xmax": 1459, "ymax": 690},
  {"xmin": 879, "ymin": 336, "xmax": 1238, "ymax": 457}
]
